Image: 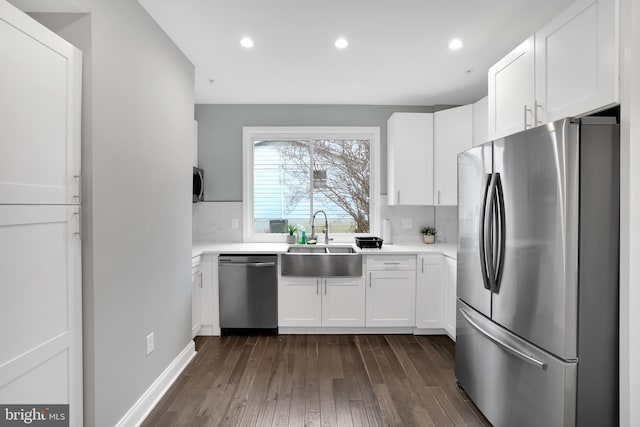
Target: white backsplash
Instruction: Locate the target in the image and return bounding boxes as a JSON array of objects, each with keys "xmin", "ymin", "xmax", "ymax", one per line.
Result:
[
  {"xmin": 193, "ymin": 197, "xmax": 458, "ymax": 245},
  {"xmin": 193, "ymin": 201, "xmax": 243, "ymax": 243}
]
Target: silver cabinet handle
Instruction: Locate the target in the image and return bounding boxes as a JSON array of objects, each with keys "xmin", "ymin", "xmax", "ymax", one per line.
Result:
[
  {"xmin": 219, "ymin": 262, "xmax": 276, "ymax": 267},
  {"xmin": 324, "ymin": 279, "xmax": 327, "ymax": 295},
  {"xmin": 460, "ymin": 307, "xmax": 547, "ymax": 370},
  {"xmin": 316, "ymin": 278, "xmax": 319, "ymax": 295},
  {"xmin": 397, "ymin": 190, "xmax": 400, "ymax": 204},
  {"xmin": 438, "ymin": 190, "xmax": 441, "ymax": 205},
  {"xmin": 523, "ymin": 105, "xmax": 533, "ymax": 129},
  {"xmin": 369, "ymin": 272, "xmax": 372, "ymax": 287},
  {"xmin": 421, "ymin": 257, "xmax": 424, "ymax": 273},
  {"xmin": 534, "ymin": 100, "xmax": 543, "ymax": 125},
  {"xmin": 384, "ymin": 262, "xmax": 401, "ymax": 265}
]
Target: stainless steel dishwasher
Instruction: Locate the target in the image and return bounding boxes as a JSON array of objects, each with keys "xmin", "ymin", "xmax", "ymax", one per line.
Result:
[{"xmin": 218, "ymin": 254, "xmax": 278, "ymax": 334}]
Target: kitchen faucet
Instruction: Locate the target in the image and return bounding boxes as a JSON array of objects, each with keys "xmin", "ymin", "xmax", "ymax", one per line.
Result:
[{"xmin": 311, "ymin": 210, "xmax": 332, "ymax": 244}]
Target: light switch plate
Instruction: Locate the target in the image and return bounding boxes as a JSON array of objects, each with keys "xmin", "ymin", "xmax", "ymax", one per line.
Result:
[
  {"xmin": 231, "ymin": 218, "xmax": 239, "ymax": 229},
  {"xmin": 402, "ymin": 218, "xmax": 412, "ymax": 229}
]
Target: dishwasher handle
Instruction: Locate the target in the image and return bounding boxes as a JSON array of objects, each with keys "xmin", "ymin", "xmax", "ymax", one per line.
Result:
[{"xmin": 219, "ymin": 261, "xmax": 276, "ymax": 267}]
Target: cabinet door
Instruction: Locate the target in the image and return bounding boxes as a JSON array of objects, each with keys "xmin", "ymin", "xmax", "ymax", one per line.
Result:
[
  {"xmin": 192, "ymin": 270, "xmax": 202, "ymax": 338},
  {"xmin": 488, "ymin": 35, "xmax": 535, "ymax": 140},
  {"xmin": 0, "ymin": 3, "xmax": 81, "ymax": 205},
  {"xmin": 434, "ymin": 105, "xmax": 473, "ymax": 205},
  {"xmin": 322, "ymin": 277, "xmax": 365, "ymax": 327},
  {"xmin": 416, "ymin": 255, "xmax": 445, "ymax": 329},
  {"xmin": 0, "ymin": 206, "xmax": 82, "ymax": 419},
  {"xmin": 387, "ymin": 113, "xmax": 434, "ymax": 205},
  {"xmin": 444, "ymin": 257, "xmax": 457, "ymax": 340},
  {"xmin": 534, "ymin": 0, "xmax": 617, "ymax": 124},
  {"xmin": 278, "ymin": 277, "xmax": 321, "ymax": 327},
  {"xmin": 366, "ymin": 270, "xmax": 416, "ymax": 327}
]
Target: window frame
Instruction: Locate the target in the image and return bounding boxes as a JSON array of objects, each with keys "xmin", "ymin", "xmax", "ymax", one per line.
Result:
[{"xmin": 243, "ymin": 126, "xmax": 380, "ymax": 243}]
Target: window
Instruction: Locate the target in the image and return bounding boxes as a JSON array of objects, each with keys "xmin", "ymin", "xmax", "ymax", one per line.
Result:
[{"xmin": 243, "ymin": 127, "xmax": 380, "ymax": 242}]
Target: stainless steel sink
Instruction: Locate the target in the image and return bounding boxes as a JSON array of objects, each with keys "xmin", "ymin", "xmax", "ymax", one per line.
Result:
[{"xmin": 281, "ymin": 245, "xmax": 362, "ymax": 277}]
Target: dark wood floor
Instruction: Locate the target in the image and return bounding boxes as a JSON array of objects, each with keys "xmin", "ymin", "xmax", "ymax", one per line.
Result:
[{"xmin": 142, "ymin": 335, "xmax": 490, "ymax": 427}]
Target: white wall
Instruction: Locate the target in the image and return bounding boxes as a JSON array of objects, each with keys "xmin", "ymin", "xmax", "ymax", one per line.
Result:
[
  {"xmin": 26, "ymin": 1, "xmax": 195, "ymax": 425},
  {"xmin": 619, "ymin": 0, "xmax": 640, "ymax": 424}
]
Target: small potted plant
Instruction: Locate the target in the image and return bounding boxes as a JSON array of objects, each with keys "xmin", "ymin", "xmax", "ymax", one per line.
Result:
[
  {"xmin": 286, "ymin": 224, "xmax": 297, "ymax": 244},
  {"xmin": 421, "ymin": 226, "xmax": 437, "ymax": 244}
]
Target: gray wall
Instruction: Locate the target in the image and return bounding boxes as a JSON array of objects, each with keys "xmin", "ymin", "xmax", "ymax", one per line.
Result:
[
  {"xmin": 195, "ymin": 104, "xmax": 434, "ymax": 201},
  {"xmin": 31, "ymin": 2, "xmax": 194, "ymax": 426}
]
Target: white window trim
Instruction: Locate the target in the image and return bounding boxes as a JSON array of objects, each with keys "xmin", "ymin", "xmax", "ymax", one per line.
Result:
[{"xmin": 243, "ymin": 126, "xmax": 380, "ymax": 243}]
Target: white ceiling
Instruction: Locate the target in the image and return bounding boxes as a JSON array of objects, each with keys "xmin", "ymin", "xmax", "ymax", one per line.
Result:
[{"xmin": 145, "ymin": 1, "xmax": 574, "ymax": 105}]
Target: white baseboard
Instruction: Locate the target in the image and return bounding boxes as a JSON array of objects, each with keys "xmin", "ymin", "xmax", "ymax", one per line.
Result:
[
  {"xmin": 115, "ymin": 340, "xmax": 196, "ymax": 427},
  {"xmin": 412, "ymin": 328, "xmax": 447, "ymax": 335},
  {"xmin": 197, "ymin": 325, "xmax": 220, "ymax": 336}
]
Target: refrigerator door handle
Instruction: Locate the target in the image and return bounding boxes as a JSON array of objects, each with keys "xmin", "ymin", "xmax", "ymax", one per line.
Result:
[
  {"xmin": 479, "ymin": 173, "xmax": 492, "ymax": 290},
  {"xmin": 493, "ymin": 173, "xmax": 506, "ymax": 293},
  {"xmin": 459, "ymin": 306, "xmax": 547, "ymax": 370},
  {"xmin": 484, "ymin": 173, "xmax": 499, "ymax": 292}
]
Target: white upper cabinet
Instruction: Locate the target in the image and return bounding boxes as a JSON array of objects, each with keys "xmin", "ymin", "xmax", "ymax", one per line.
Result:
[
  {"xmin": 534, "ymin": 0, "xmax": 618, "ymax": 124},
  {"xmin": 488, "ymin": 36, "xmax": 536, "ymax": 140},
  {"xmin": 0, "ymin": 7, "xmax": 82, "ymax": 205},
  {"xmin": 387, "ymin": 113, "xmax": 434, "ymax": 205},
  {"xmin": 434, "ymin": 105, "xmax": 473, "ymax": 206},
  {"xmin": 488, "ymin": 0, "xmax": 618, "ymax": 140},
  {"xmin": 472, "ymin": 96, "xmax": 489, "ymax": 147}
]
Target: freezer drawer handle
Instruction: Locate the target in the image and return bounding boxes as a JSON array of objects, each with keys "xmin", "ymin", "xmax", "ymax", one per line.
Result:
[
  {"xmin": 459, "ymin": 307, "xmax": 547, "ymax": 370},
  {"xmin": 219, "ymin": 262, "xmax": 276, "ymax": 267}
]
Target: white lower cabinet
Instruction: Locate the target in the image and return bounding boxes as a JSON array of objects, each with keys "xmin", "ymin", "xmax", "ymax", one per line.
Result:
[
  {"xmin": 444, "ymin": 256, "xmax": 457, "ymax": 340},
  {"xmin": 365, "ymin": 255, "xmax": 417, "ymax": 327},
  {"xmin": 278, "ymin": 276, "xmax": 365, "ymax": 327},
  {"xmin": 191, "ymin": 256, "xmax": 202, "ymax": 338},
  {"xmin": 197, "ymin": 254, "xmax": 219, "ymax": 336},
  {"xmin": 415, "ymin": 254, "xmax": 445, "ymax": 329}
]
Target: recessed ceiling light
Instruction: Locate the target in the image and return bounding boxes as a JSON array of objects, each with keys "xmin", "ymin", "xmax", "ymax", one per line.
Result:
[
  {"xmin": 448, "ymin": 38, "xmax": 463, "ymax": 50},
  {"xmin": 335, "ymin": 38, "xmax": 348, "ymax": 49},
  {"xmin": 240, "ymin": 37, "xmax": 254, "ymax": 48}
]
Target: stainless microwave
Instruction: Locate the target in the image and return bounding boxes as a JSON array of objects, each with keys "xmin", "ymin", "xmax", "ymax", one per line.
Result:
[{"xmin": 193, "ymin": 167, "xmax": 204, "ymax": 203}]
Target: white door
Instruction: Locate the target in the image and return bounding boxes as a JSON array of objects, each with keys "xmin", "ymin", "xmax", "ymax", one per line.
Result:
[
  {"xmin": 366, "ymin": 270, "xmax": 416, "ymax": 327},
  {"xmin": 534, "ymin": 0, "xmax": 618, "ymax": 124},
  {"xmin": 321, "ymin": 277, "xmax": 365, "ymax": 327},
  {"xmin": 415, "ymin": 255, "xmax": 445, "ymax": 329},
  {"xmin": 0, "ymin": 1, "xmax": 82, "ymax": 205},
  {"xmin": 278, "ymin": 277, "xmax": 321, "ymax": 327},
  {"xmin": 0, "ymin": 205, "xmax": 82, "ymax": 420},
  {"xmin": 444, "ymin": 257, "xmax": 457, "ymax": 340},
  {"xmin": 488, "ymin": 35, "xmax": 535, "ymax": 140},
  {"xmin": 434, "ymin": 105, "xmax": 473, "ymax": 205}
]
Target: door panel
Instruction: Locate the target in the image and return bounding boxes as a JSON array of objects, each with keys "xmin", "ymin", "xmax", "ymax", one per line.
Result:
[
  {"xmin": 457, "ymin": 143, "xmax": 492, "ymax": 317},
  {"xmin": 456, "ymin": 301, "xmax": 577, "ymax": 427},
  {"xmin": 0, "ymin": 206, "xmax": 82, "ymax": 410},
  {"xmin": 322, "ymin": 277, "xmax": 365, "ymax": 327},
  {"xmin": 0, "ymin": 3, "xmax": 82, "ymax": 205},
  {"xmin": 492, "ymin": 119, "xmax": 579, "ymax": 359}
]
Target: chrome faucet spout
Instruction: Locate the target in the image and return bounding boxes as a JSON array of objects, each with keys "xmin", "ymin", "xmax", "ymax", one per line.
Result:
[{"xmin": 311, "ymin": 210, "xmax": 331, "ymax": 243}]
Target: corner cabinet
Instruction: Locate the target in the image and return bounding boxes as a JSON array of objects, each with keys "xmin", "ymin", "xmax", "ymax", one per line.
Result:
[
  {"xmin": 387, "ymin": 113, "xmax": 434, "ymax": 205},
  {"xmin": 434, "ymin": 105, "xmax": 473, "ymax": 206},
  {"xmin": 488, "ymin": 0, "xmax": 618, "ymax": 140},
  {"xmin": 365, "ymin": 255, "xmax": 416, "ymax": 327},
  {"xmin": 443, "ymin": 256, "xmax": 457, "ymax": 340},
  {"xmin": 415, "ymin": 254, "xmax": 445, "ymax": 329},
  {"xmin": 278, "ymin": 276, "xmax": 365, "ymax": 327}
]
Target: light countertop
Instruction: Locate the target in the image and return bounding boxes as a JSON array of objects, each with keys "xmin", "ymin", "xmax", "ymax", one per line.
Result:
[{"xmin": 192, "ymin": 242, "xmax": 456, "ymax": 260}]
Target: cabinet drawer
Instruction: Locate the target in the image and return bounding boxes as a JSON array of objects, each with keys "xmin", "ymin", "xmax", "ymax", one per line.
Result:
[{"xmin": 366, "ymin": 255, "xmax": 416, "ymax": 270}]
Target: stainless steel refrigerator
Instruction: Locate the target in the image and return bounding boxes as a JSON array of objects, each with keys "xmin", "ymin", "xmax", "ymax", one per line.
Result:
[{"xmin": 455, "ymin": 117, "xmax": 619, "ymax": 427}]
